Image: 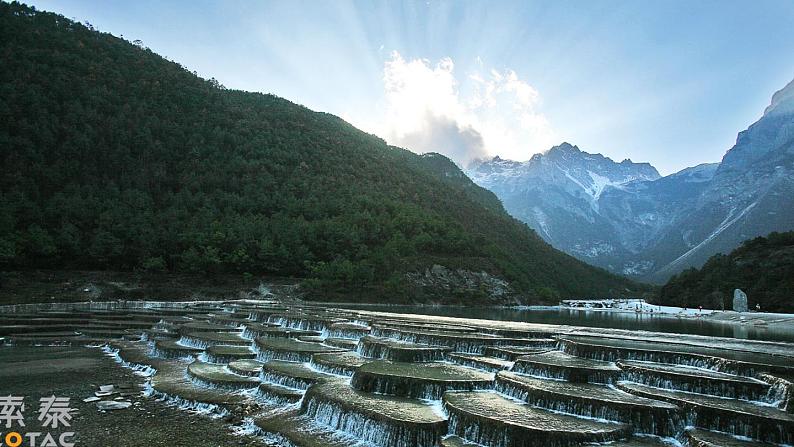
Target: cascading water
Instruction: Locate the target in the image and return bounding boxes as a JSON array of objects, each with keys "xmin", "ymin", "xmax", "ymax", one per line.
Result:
[
  {"xmin": 261, "ymin": 372, "xmax": 315, "ymax": 391},
  {"xmin": 493, "ymin": 379, "xmax": 681, "ymax": 436},
  {"xmin": 300, "ymin": 397, "xmax": 443, "ymax": 447},
  {"xmin": 759, "ymin": 372, "xmax": 794, "ymax": 411}
]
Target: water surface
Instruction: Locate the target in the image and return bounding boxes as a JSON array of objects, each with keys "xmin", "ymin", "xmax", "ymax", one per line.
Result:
[{"xmin": 335, "ymin": 305, "xmax": 794, "ymax": 343}]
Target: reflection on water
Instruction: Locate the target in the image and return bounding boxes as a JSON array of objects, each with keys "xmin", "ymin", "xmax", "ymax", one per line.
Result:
[{"xmin": 336, "ymin": 305, "xmax": 794, "ymax": 343}]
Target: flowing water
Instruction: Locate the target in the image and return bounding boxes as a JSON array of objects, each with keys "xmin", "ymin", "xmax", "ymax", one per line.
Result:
[
  {"xmin": 2, "ymin": 296, "xmax": 794, "ymax": 447},
  {"xmin": 335, "ymin": 304, "xmax": 794, "ymax": 342}
]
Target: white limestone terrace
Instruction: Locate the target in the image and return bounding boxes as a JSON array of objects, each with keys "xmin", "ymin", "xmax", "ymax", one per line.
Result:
[
  {"xmin": 1, "ymin": 297, "xmax": 794, "ymax": 447},
  {"xmin": 560, "ymin": 298, "xmax": 716, "ymax": 316}
]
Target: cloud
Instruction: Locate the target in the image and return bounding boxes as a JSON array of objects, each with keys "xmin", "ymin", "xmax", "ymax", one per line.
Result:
[
  {"xmin": 363, "ymin": 51, "xmax": 557, "ymax": 166},
  {"xmin": 396, "ymin": 112, "xmax": 487, "ymax": 165}
]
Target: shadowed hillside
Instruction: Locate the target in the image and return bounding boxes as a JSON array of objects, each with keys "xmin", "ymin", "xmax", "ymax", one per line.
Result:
[
  {"xmin": 657, "ymin": 232, "xmax": 794, "ymax": 312},
  {"xmin": 0, "ymin": 2, "xmax": 645, "ymax": 304}
]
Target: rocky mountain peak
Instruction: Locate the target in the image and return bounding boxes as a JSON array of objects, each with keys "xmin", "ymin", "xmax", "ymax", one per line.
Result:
[
  {"xmin": 668, "ymin": 162, "xmax": 719, "ymax": 183},
  {"xmin": 545, "ymin": 142, "xmax": 583, "ymax": 160},
  {"xmin": 763, "ymin": 76, "xmax": 794, "ymax": 117},
  {"xmin": 467, "ymin": 143, "xmax": 661, "ymax": 210},
  {"xmin": 467, "ymin": 77, "xmax": 794, "ymax": 284},
  {"xmin": 719, "ymin": 77, "xmax": 794, "ymax": 173}
]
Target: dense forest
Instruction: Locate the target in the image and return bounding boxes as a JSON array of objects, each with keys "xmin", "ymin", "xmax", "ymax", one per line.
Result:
[
  {"xmin": 0, "ymin": 2, "xmax": 643, "ymax": 303},
  {"xmin": 657, "ymin": 231, "xmax": 794, "ymax": 312}
]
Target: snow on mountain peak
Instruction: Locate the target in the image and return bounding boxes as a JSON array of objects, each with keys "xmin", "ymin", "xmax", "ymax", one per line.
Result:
[{"xmin": 466, "ymin": 143, "xmax": 661, "ymax": 203}]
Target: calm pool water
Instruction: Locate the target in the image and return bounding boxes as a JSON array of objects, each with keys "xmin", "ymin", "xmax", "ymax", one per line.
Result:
[{"xmin": 335, "ymin": 305, "xmax": 794, "ymax": 343}]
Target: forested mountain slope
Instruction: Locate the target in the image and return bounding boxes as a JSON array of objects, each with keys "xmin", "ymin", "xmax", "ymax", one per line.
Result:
[
  {"xmin": 657, "ymin": 232, "xmax": 794, "ymax": 312},
  {"xmin": 0, "ymin": 2, "xmax": 643, "ymax": 303}
]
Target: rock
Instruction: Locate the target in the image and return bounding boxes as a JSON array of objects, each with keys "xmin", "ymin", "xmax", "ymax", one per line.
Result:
[
  {"xmin": 96, "ymin": 401, "xmax": 132, "ymax": 411},
  {"xmin": 80, "ymin": 283, "xmax": 102, "ymax": 298},
  {"xmin": 405, "ymin": 264, "xmax": 515, "ymax": 303},
  {"xmin": 733, "ymin": 289, "xmax": 748, "ymax": 312}
]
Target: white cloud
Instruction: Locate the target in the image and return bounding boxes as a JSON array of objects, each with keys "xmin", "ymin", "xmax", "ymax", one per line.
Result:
[{"xmin": 359, "ymin": 51, "xmax": 557, "ymax": 166}]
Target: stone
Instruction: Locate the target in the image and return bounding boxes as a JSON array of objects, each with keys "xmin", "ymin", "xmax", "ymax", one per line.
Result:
[
  {"xmin": 733, "ymin": 289, "xmax": 748, "ymax": 312},
  {"xmin": 96, "ymin": 400, "xmax": 132, "ymax": 410},
  {"xmin": 404, "ymin": 264, "xmax": 515, "ymax": 303}
]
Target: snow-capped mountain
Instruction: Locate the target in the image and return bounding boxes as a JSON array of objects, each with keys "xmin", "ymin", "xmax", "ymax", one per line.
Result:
[
  {"xmin": 467, "ymin": 77, "xmax": 794, "ymax": 282},
  {"xmin": 467, "ymin": 144, "xmax": 661, "ymax": 270},
  {"xmin": 470, "ymin": 143, "xmax": 660, "ymax": 203}
]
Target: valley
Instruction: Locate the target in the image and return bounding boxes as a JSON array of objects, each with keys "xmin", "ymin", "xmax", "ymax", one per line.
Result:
[{"xmin": 468, "ymin": 80, "xmax": 794, "ymax": 283}]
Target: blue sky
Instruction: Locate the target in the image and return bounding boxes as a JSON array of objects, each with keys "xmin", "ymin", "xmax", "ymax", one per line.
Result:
[{"xmin": 29, "ymin": 0, "xmax": 794, "ymax": 174}]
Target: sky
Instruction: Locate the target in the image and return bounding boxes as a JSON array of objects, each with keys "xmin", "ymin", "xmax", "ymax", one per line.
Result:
[{"xmin": 29, "ymin": 0, "xmax": 794, "ymax": 175}]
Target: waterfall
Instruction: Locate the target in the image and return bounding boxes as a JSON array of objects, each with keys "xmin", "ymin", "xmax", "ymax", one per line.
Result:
[
  {"xmin": 619, "ymin": 369, "xmax": 766, "ymax": 402},
  {"xmin": 203, "ymin": 352, "xmax": 244, "ymax": 364},
  {"xmin": 101, "ymin": 345, "xmax": 157, "ymax": 377},
  {"xmin": 256, "ymin": 349, "xmax": 313, "ymax": 363},
  {"xmin": 98, "ymin": 344, "xmax": 229, "ymax": 419},
  {"xmin": 758, "ymin": 373, "xmax": 794, "ymax": 411},
  {"xmin": 356, "ymin": 339, "xmax": 446, "ymax": 362},
  {"xmin": 444, "ymin": 399, "xmax": 630, "ymax": 447},
  {"xmin": 261, "ymin": 372, "xmax": 314, "ymax": 390},
  {"xmin": 351, "ymin": 374, "xmax": 490, "ymax": 401},
  {"xmin": 448, "ymin": 356, "xmax": 512, "ymax": 373},
  {"xmin": 557, "ymin": 340, "xmax": 741, "ymax": 374},
  {"xmin": 267, "ymin": 315, "xmax": 286, "ymax": 325},
  {"xmin": 279, "ymin": 318, "xmax": 330, "ymax": 332},
  {"xmin": 444, "ymin": 408, "xmax": 510, "ymax": 447},
  {"xmin": 187, "ymin": 374, "xmax": 258, "ymax": 391},
  {"xmin": 325, "ymin": 328, "xmax": 368, "ymax": 340},
  {"xmin": 493, "ymin": 380, "xmax": 680, "ymax": 436},
  {"xmin": 510, "ymin": 362, "xmax": 616, "ymax": 384},
  {"xmin": 371, "ymin": 327, "xmax": 406, "ymax": 340},
  {"xmin": 254, "ymin": 385, "xmax": 304, "ymax": 407},
  {"xmin": 301, "ymin": 396, "xmax": 443, "ymax": 447},
  {"xmin": 259, "ymin": 431, "xmax": 298, "ymax": 447},
  {"xmin": 240, "ymin": 328, "xmax": 255, "ymax": 340},
  {"xmin": 510, "ymin": 363, "xmax": 567, "ymax": 381},
  {"xmin": 145, "ymin": 385, "xmax": 230, "ymax": 418},
  {"xmin": 176, "ymin": 336, "xmax": 212, "ymax": 349},
  {"xmin": 308, "ymin": 359, "xmax": 354, "ymax": 377}
]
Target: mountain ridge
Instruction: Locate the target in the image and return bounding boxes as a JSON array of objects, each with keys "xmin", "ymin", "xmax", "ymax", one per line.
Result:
[
  {"xmin": 0, "ymin": 2, "xmax": 643, "ymax": 304},
  {"xmin": 468, "ymin": 79, "xmax": 794, "ymax": 282}
]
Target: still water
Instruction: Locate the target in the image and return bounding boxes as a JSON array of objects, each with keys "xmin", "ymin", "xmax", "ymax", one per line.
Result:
[{"xmin": 336, "ymin": 305, "xmax": 794, "ymax": 343}]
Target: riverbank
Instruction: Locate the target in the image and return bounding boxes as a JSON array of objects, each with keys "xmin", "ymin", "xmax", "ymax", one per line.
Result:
[{"xmin": 557, "ymin": 299, "xmax": 794, "ymax": 329}]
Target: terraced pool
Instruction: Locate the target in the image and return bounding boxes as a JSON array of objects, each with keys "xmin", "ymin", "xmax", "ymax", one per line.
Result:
[{"xmin": 1, "ymin": 298, "xmax": 793, "ymax": 447}]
